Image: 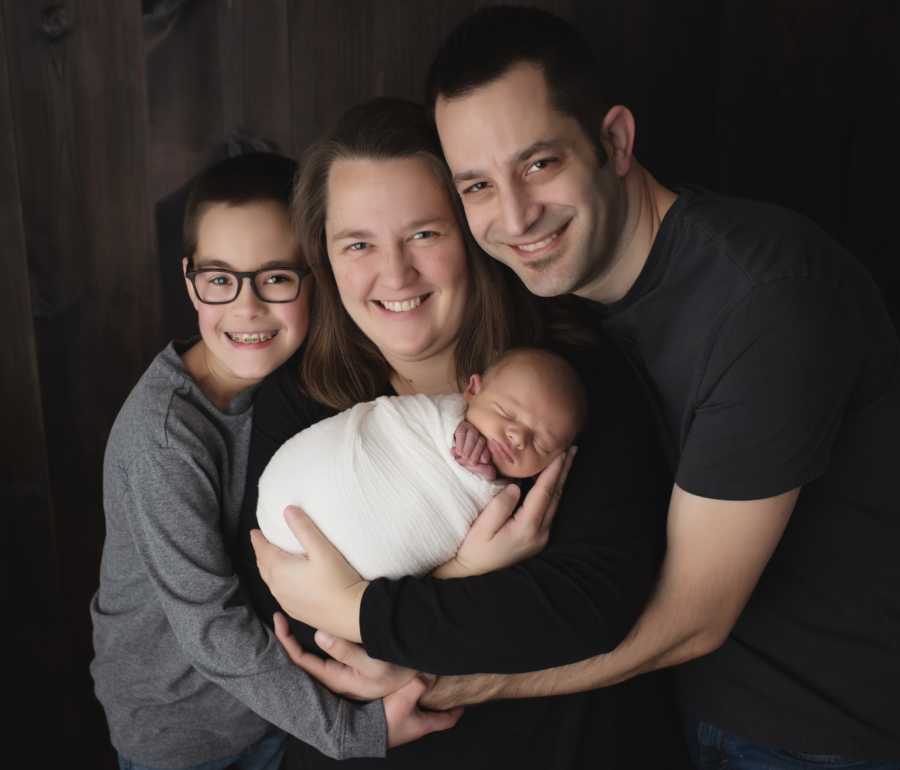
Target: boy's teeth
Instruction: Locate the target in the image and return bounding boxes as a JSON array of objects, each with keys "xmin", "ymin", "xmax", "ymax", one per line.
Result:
[
  {"xmin": 228, "ymin": 331, "xmax": 274, "ymax": 343},
  {"xmin": 381, "ymin": 296, "xmax": 424, "ymax": 313}
]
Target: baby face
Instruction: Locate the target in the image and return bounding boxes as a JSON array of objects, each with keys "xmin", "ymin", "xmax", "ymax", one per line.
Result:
[{"xmin": 464, "ymin": 357, "xmax": 580, "ymax": 478}]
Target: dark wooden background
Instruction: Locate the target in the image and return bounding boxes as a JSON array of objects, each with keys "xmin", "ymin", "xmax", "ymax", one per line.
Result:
[{"xmin": 2, "ymin": 1, "xmax": 897, "ymax": 765}]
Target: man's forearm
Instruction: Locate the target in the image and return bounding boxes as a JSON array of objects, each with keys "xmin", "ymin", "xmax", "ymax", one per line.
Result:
[{"xmin": 421, "ymin": 587, "xmax": 716, "ymax": 709}]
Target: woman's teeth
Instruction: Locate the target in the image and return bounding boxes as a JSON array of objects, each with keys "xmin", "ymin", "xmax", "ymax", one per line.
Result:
[
  {"xmin": 226, "ymin": 331, "xmax": 277, "ymax": 343},
  {"xmin": 380, "ymin": 296, "xmax": 424, "ymax": 313}
]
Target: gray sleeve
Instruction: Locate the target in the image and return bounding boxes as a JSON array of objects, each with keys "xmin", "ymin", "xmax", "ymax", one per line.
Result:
[{"xmin": 120, "ymin": 448, "xmax": 387, "ymax": 760}]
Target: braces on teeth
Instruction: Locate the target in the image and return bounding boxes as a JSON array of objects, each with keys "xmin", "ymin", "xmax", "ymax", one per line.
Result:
[{"xmin": 228, "ymin": 332, "xmax": 275, "ymax": 343}]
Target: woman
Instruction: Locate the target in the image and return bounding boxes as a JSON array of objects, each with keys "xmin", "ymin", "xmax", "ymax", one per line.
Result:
[{"xmin": 234, "ymin": 98, "xmax": 675, "ymax": 769}]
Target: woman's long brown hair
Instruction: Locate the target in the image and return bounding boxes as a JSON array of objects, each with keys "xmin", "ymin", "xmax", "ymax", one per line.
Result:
[{"xmin": 293, "ymin": 97, "xmax": 545, "ymax": 410}]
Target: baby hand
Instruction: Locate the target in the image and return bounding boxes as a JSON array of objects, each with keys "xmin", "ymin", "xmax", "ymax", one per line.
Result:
[{"xmin": 452, "ymin": 420, "xmax": 497, "ymax": 481}]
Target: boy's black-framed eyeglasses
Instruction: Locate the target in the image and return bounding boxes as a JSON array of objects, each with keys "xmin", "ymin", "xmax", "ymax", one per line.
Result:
[{"xmin": 185, "ymin": 266, "xmax": 310, "ymax": 304}]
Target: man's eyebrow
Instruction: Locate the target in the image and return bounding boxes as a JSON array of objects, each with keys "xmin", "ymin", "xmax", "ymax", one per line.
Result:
[
  {"xmin": 451, "ymin": 138, "xmax": 564, "ymax": 184},
  {"xmin": 514, "ymin": 139, "xmax": 563, "ymax": 164}
]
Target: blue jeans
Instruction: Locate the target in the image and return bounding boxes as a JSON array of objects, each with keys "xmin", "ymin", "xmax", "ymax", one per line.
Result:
[
  {"xmin": 118, "ymin": 730, "xmax": 285, "ymax": 770},
  {"xmin": 686, "ymin": 719, "xmax": 900, "ymax": 770}
]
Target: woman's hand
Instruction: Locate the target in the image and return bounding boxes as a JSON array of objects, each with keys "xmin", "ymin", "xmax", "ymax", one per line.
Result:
[
  {"xmin": 251, "ymin": 506, "xmax": 367, "ymax": 642},
  {"xmin": 273, "ymin": 613, "xmax": 417, "ymax": 700},
  {"xmin": 434, "ymin": 446, "xmax": 577, "ymax": 578}
]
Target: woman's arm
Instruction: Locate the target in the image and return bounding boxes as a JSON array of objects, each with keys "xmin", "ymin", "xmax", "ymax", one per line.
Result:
[{"xmin": 253, "ymin": 342, "xmax": 672, "ymax": 675}]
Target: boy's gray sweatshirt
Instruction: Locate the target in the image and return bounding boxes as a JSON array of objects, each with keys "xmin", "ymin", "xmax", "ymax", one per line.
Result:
[{"xmin": 89, "ymin": 343, "xmax": 386, "ymax": 767}]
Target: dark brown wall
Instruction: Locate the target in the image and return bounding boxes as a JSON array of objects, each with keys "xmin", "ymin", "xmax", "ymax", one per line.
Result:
[{"xmin": 2, "ymin": 1, "xmax": 896, "ymax": 766}]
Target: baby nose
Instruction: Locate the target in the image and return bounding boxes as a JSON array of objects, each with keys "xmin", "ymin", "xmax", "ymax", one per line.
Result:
[{"xmin": 506, "ymin": 425, "xmax": 525, "ymax": 450}]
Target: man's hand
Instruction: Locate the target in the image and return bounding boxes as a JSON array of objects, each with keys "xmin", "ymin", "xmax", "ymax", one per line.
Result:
[
  {"xmin": 383, "ymin": 676, "xmax": 464, "ymax": 748},
  {"xmin": 273, "ymin": 613, "xmax": 417, "ymax": 700},
  {"xmin": 251, "ymin": 506, "xmax": 367, "ymax": 642},
  {"xmin": 434, "ymin": 446, "xmax": 577, "ymax": 578},
  {"xmin": 452, "ymin": 420, "xmax": 497, "ymax": 480},
  {"xmin": 419, "ymin": 673, "xmax": 506, "ymax": 710}
]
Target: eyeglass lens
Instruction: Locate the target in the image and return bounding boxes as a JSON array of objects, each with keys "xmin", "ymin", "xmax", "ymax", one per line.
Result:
[{"xmin": 193, "ymin": 269, "xmax": 302, "ymax": 303}]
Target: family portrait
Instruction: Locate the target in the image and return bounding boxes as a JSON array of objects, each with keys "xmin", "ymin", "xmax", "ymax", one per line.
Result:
[{"xmin": 4, "ymin": 1, "xmax": 898, "ymax": 768}]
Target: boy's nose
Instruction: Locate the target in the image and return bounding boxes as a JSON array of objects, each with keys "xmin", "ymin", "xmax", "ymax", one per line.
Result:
[{"xmin": 232, "ymin": 277, "xmax": 266, "ymax": 314}]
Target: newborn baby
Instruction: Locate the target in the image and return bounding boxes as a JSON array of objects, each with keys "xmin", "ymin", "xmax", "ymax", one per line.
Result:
[{"xmin": 256, "ymin": 348, "xmax": 586, "ymax": 580}]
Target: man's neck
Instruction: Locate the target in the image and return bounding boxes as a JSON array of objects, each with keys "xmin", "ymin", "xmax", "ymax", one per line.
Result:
[{"xmin": 579, "ymin": 163, "xmax": 677, "ymax": 304}]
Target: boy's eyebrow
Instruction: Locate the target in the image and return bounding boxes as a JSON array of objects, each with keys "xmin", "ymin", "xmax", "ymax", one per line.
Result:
[
  {"xmin": 452, "ymin": 138, "xmax": 564, "ymax": 184},
  {"xmin": 192, "ymin": 258, "xmax": 299, "ymax": 270}
]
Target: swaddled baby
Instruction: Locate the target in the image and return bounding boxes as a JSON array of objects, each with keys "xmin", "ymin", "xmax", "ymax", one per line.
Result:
[{"xmin": 257, "ymin": 348, "xmax": 587, "ymax": 580}]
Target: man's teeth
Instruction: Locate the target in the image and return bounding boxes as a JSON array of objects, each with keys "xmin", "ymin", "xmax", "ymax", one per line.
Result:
[
  {"xmin": 380, "ymin": 296, "xmax": 424, "ymax": 313},
  {"xmin": 227, "ymin": 331, "xmax": 276, "ymax": 343},
  {"xmin": 517, "ymin": 229, "xmax": 561, "ymax": 253}
]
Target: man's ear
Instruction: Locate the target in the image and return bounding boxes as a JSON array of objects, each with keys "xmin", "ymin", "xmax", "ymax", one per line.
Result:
[
  {"xmin": 183, "ymin": 256, "xmax": 199, "ymax": 311},
  {"xmin": 600, "ymin": 105, "xmax": 636, "ymax": 178},
  {"xmin": 463, "ymin": 373, "xmax": 482, "ymax": 401}
]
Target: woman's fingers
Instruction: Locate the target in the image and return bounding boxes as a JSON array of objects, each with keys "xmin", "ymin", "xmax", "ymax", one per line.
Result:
[
  {"xmin": 471, "ymin": 483, "xmax": 521, "ymax": 537},
  {"xmin": 540, "ymin": 445, "xmax": 577, "ymax": 531},
  {"xmin": 283, "ymin": 505, "xmax": 333, "ymax": 556},
  {"xmin": 250, "ymin": 528, "xmax": 295, "ymax": 588}
]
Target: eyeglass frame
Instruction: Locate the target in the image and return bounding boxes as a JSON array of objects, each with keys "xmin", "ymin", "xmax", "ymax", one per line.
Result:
[{"xmin": 184, "ymin": 264, "xmax": 311, "ymax": 305}]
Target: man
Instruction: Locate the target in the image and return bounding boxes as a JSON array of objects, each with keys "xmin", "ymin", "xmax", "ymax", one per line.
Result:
[
  {"xmin": 421, "ymin": 5, "xmax": 900, "ymax": 768},
  {"xmin": 253, "ymin": 6, "xmax": 899, "ymax": 768}
]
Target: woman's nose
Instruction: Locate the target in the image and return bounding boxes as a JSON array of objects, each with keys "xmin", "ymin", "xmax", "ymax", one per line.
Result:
[{"xmin": 380, "ymin": 243, "xmax": 417, "ymax": 289}]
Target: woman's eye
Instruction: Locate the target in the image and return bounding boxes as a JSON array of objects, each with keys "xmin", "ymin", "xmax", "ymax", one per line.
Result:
[
  {"xmin": 262, "ymin": 272, "xmax": 290, "ymax": 285},
  {"xmin": 208, "ymin": 273, "xmax": 233, "ymax": 286},
  {"xmin": 348, "ymin": 242, "xmax": 369, "ymax": 252}
]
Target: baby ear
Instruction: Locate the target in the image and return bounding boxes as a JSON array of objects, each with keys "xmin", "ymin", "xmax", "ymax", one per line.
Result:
[{"xmin": 463, "ymin": 373, "xmax": 482, "ymax": 401}]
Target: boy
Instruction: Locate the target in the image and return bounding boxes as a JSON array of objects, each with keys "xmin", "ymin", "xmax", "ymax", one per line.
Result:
[
  {"xmin": 256, "ymin": 347, "xmax": 586, "ymax": 580},
  {"xmin": 89, "ymin": 154, "xmax": 397, "ymax": 769}
]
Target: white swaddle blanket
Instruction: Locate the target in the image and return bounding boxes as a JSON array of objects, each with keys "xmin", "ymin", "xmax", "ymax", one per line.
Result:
[{"xmin": 257, "ymin": 393, "xmax": 505, "ymax": 580}]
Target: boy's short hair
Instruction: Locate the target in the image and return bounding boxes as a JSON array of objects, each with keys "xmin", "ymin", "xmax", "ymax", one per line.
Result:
[
  {"xmin": 425, "ymin": 5, "xmax": 610, "ymax": 162},
  {"xmin": 183, "ymin": 152, "xmax": 298, "ymax": 261}
]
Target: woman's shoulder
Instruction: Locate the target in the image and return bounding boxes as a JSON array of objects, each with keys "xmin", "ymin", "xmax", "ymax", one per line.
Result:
[{"xmin": 253, "ymin": 354, "xmax": 336, "ymax": 442}]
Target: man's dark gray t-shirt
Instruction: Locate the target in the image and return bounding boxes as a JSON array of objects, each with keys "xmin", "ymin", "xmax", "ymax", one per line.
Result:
[{"xmin": 89, "ymin": 342, "xmax": 386, "ymax": 767}]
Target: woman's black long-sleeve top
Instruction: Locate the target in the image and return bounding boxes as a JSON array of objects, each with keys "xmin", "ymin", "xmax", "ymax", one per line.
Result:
[{"xmin": 232, "ymin": 333, "xmax": 680, "ymax": 770}]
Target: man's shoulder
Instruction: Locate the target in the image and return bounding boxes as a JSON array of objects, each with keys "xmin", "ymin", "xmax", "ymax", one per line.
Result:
[{"xmin": 674, "ymin": 187, "xmax": 854, "ymax": 289}]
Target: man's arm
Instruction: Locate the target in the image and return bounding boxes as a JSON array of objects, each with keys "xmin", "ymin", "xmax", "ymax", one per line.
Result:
[{"xmin": 422, "ymin": 484, "xmax": 798, "ymax": 708}]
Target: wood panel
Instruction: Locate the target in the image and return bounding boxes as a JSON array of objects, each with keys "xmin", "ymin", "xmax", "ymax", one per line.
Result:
[
  {"xmin": 3, "ymin": 1, "xmax": 158, "ymax": 763},
  {"xmin": 0, "ymin": 0, "xmax": 64, "ymax": 745},
  {"xmin": 287, "ymin": 0, "xmax": 575, "ymax": 160}
]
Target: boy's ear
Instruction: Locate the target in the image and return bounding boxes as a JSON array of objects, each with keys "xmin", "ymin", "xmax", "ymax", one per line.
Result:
[
  {"xmin": 463, "ymin": 373, "xmax": 482, "ymax": 401},
  {"xmin": 183, "ymin": 257, "xmax": 199, "ymax": 311}
]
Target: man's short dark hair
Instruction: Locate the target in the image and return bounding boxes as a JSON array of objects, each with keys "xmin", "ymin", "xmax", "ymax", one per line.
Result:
[
  {"xmin": 425, "ymin": 5, "xmax": 610, "ymax": 162},
  {"xmin": 183, "ymin": 152, "xmax": 298, "ymax": 261}
]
